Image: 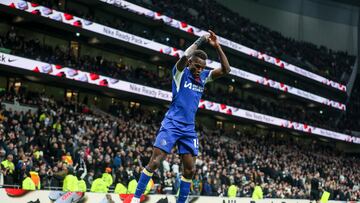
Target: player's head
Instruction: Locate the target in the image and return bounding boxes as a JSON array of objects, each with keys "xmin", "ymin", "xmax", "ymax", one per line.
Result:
[{"xmin": 188, "ymin": 50, "xmax": 207, "ymax": 77}]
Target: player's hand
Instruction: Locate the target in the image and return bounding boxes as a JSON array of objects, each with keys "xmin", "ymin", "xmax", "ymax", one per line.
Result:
[{"xmin": 208, "ymin": 30, "xmax": 220, "ymax": 49}]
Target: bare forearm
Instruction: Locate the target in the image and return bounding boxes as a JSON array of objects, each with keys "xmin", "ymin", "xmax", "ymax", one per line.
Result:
[
  {"xmin": 184, "ymin": 35, "xmax": 207, "ymax": 57},
  {"xmin": 216, "ymin": 46, "xmax": 230, "ymax": 74},
  {"xmin": 183, "ymin": 44, "xmax": 197, "ymax": 59},
  {"xmin": 176, "ymin": 35, "xmax": 208, "ymax": 71}
]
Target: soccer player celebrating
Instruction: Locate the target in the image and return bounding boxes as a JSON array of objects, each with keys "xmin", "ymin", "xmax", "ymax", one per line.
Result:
[{"xmin": 125, "ymin": 30, "xmax": 230, "ymax": 203}]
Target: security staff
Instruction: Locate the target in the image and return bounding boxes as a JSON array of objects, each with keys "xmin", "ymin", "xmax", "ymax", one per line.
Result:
[{"xmin": 22, "ymin": 171, "xmax": 35, "ymax": 190}]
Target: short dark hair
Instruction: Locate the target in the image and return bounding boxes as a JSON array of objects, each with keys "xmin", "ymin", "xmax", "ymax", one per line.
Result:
[{"xmin": 190, "ymin": 50, "xmax": 208, "ymax": 60}]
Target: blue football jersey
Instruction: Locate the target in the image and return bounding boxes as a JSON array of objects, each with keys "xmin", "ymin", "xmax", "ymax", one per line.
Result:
[{"xmin": 165, "ymin": 66, "xmax": 213, "ymax": 124}]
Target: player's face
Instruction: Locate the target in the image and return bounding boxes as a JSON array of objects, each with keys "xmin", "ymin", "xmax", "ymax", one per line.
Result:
[{"xmin": 189, "ymin": 57, "xmax": 206, "ymax": 78}]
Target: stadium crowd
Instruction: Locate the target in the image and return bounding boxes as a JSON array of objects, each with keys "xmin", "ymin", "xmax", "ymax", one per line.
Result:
[
  {"xmin": 0, "ymin": 25, "xmax": 172, "ymax": 89},
  {"xmin": 126, "ymin": 0, "xmax": 355, "ymax": 83},
  {"xmin": 0, "ymin": 27, "xmax": 352, "ymax": 133},
  {"xmin": 338, "ymin": 80, "xmax": 360, "ymax": 132},
  {"xmin": 31, "ymin": 0, "xmax": 356, "ymax": 83},
  {"xmin": 0, "ymin": 90, "xmax": 359, "ymax": 201}
]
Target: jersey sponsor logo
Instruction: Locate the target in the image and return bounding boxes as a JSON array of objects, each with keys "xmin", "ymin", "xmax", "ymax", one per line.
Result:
[{"xmin": 184, "ymin": 81, "xmax": 204, "ymax": 93}]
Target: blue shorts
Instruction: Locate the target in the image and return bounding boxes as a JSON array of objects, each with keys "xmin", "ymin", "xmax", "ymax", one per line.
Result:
[{"xmin": 154, "ymin": 117, "xmax": 199, "ymax": 156}]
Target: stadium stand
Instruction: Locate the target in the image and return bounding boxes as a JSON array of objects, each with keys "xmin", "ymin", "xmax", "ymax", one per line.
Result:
[
  {"xmin": 0, "ymin": 90, "xmax": 359, "ymax": 200},
  {"xmin": 0, "ymin": 26, "xmax": 351, "ymax": 132},
  {"xmin": 124, "ymin": 0, "xmax": 356, "ymax": 83},
  {"xmin": 14, "ymin": 0, "xmax": 356, "ymax": 84}
]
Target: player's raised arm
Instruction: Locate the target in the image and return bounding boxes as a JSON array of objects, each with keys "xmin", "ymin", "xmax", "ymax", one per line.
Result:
[
  {"xmin": 175, "ymin": 34, "xmax": 209, "ymax": 72},
  {"xmin": 207, "ymin": 30, "xmax": 231, "ymax": 79}
]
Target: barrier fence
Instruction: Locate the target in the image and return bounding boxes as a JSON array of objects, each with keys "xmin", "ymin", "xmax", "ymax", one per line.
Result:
[{"xmin": 0, "ymin": 188, "xmax": 353, "ymax": 203}]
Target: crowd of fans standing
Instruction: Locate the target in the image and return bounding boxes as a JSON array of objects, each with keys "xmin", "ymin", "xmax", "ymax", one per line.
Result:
[{"xmin": 0, "ymin": 90, "xmax": 358, "ymax": 200}]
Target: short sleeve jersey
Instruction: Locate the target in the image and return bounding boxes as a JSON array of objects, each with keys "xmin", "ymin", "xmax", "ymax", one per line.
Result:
[{"xmin": 165, "ymin": 66, "xmax": 213, "ymax": 124}]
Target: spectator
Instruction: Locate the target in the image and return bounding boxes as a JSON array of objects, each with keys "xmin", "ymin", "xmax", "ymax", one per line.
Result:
[
  {"xmin": 126, "ymin": 0, "xmax": 355, "ymax": 83},
  {"xmin": 0, "ymin": 27, "xmax": 353, "ymax": 132},
  {"xmin": 1, "ymin": 154, "xmax": 15, "ymax": 185},
  {"xmin": 0, "ymin": 54, "xmax": 358, "ymax": 201}
]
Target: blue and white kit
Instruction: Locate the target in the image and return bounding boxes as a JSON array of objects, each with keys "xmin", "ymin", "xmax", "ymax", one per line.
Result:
[{"xmin": 154, "ymin": 66, "xmax": 213, "ymax": 156}]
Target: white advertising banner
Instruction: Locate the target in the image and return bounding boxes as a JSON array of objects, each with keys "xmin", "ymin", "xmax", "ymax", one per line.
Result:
[
  {"xmin": 0, "ymin": 52, "xmax": 358, "ymax": 144},
  {"xmin": 0, "ymin": 0, "xmax": 346, "ymax": 110},
  {"xmin": 99, "ymin": 0, "xmax": 347, "ymax": 92},
  {"xmin": 0, "ymin": 188, "xmax": 352, "ymax": 203}
]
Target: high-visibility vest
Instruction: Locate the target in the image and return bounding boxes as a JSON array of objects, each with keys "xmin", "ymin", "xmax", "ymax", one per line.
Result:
[
  {"xmin": 1, "ymin": 160, "xmax": 8, "ymax": 171},
  {"xmin": 33, "ymin": 151, "xmax": 43, "ymax": 160},
  {"xmin": 102, "ymin": 173, "xmax": 113, "ymax": 187},
  {"xmin": 114, "ymin": 183, "xmax": 127, "ymax": 194},
  {"xmin": 90, "ymin": 178, "xmax": 108, "ymax": 193},
  {"xmin": 127, "ymin": 179, "xmax": 138, "ymax": 194},
  {"xmin": 228, "ymin": 185, "xmax": 237, "ymax": 198},
  {"xmin": 22, "ymin": 177, "xmax": 36, "ymax": 190},
  {"xmin": 63, "ymin": 174, "xmax": 78, "ymax": 192},
  {"xmin": 252, "ymin": 185, "xmax": 263, "ymax": 200},
  {"xmin": 145, "ymin": 179, "xmax": 154, "ymax": 195},
  {"xmin": 1, "ymin": 160, "xmax": 15, "ymax": 174},
  {"xmin": 29, "ymin": 171, "xmax": 41, "ymax": 190},
  {"xmin": 53, "ymin": 123, "xmax": 61, "ymax": 132},
  {"xmin": 78, "ymin": 179, "xmax": 87, "ymax": 192},
  {"xmin": 39, "ymin": 113, "xmax": 46, "ymax": 122}
]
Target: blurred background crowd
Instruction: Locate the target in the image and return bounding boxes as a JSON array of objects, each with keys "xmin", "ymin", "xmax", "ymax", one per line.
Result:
[{"xmin": 0, "ymin": 90, "xmax": 359, "ymax": 200}]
